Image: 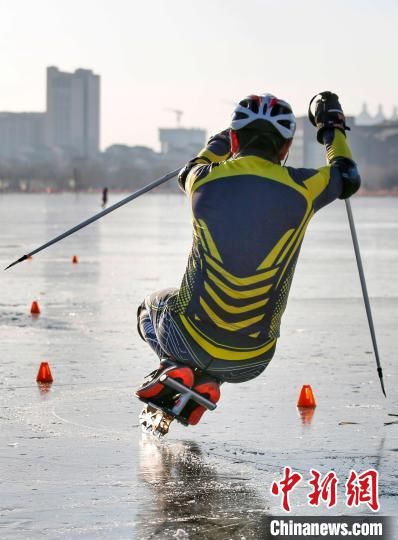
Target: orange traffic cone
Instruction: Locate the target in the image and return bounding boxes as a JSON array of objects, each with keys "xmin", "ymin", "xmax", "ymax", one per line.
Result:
[
  {"xmin": 72, "ymin": 255, "xmax": 78, "ymax": 264},
  {"xmin": 36, "ymin": 362, "xmax": 53, "ymax": 383},
  {"xmin": 30, "ymin": 300, "xmax": 40, "ymax": 315},
  {"xmin": 297, "ymin": 385, "xmax": 316, "ymax": 408}
]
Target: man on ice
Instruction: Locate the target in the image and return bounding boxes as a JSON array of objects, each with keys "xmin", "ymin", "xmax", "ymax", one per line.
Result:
[{"xmin": 136, "ymin": 91, "xmax": 361, "ymax": 434}]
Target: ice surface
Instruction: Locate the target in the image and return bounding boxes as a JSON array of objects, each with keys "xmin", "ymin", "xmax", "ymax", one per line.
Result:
[{"xmin": 0, "ymin": 193, "xmax": 397, "ymax": 538}]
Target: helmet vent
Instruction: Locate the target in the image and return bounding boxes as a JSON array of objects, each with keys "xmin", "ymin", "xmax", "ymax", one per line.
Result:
[
  {"xmin": 233, "ymin": 111, "xmax": 249, "ymax": 120},
  {"xmin": 278, "ymin": 120, "xmax": 292, "ymax": 129},
  {"xmin": 271, "ymin": 104, "xmax": 292, "ymax": 117}
]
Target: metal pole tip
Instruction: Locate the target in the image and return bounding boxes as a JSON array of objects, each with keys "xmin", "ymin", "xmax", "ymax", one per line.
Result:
[{"xmin": 4, "ymin": 255, "xmax": 27, "ymax": 271}]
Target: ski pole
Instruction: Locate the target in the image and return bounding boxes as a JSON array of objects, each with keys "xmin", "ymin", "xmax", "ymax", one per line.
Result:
[
  {"xmin": 5, "ymin": 167, "xmax": 181, "ymax": 271},
  {"xmin": 345, "ymin": 199, "xmax": 386, "ymax": 397}
]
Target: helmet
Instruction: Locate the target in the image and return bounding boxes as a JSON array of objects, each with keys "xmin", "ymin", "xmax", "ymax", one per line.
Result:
[{"xmin": 231, "ymin": 94, "xmax": 296, "ymax": 139}]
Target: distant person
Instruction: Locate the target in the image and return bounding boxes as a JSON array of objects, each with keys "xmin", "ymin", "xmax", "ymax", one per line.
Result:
[
  {"xmin": 136, "ymin": 92, "xmax": 361, "ymax": 428},
  {"xmin": 102, "ymin": 187, "xmax": 109, "ymax": 208}
]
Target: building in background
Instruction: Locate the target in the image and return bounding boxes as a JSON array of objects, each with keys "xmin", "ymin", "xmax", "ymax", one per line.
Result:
[
  {"xmin": 287, "ymin": 117, "xmax": 306, "ymax": 168},
  {"xmin": 356, "ymin": 103, "xmax": 375, "ymax": 126},
  {"xmin": 159, "ymin": 127, "xmax": 206, "ymax": 160},
  {"xmin": 288, "ymin": 116, "xmax": 322, "ymax": 168},
  {"xmin": 354, "ymin": 103, "xmax": 398, "ymax": 126},
  {"xmin": 0, "ymin": 66, "xmax": 100, "ymax": 163},
  {"xmin": 0, "ymin": 112, "xmax": 45, "ymax": 160},
  {"xmin": 287, "ymin": 114, "xmax": 398, "ymax": 190},
  {"xmin": 349, "ymin": 121, "xmax": 398, "ymax": 189},
  {"xmin": 1, "ymin": 68, "xmax": 398, "ymax": 192},
  {"xmin": 46, "ymin": 66, "xmax": 100, "ymax": 158}
]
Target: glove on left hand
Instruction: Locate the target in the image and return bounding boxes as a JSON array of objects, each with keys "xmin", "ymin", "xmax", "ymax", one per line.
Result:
[{"xmin": 309, "ymin": 91, "xmax": 350, "ymax": 144}]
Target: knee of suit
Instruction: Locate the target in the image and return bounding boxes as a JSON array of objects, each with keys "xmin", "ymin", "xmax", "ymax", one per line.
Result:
[
  {"xmin": 136, "ymin": 301, "xmax": 148, "ymax": 341},
  {"xmin": 216, "ymin": 362, "xmax": 269, "ymax": 384}
]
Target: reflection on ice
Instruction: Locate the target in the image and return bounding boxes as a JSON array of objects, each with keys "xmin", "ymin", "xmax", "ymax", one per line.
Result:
[
  {"xmin": 297, "ymin": 406, "xmax": 316, "ymax": 425},
  {"xmin": 137, "ymin": 438, "xmax": 269, "ymax": 539},
  {"xmin": 37, "ymin": 382, "xmax": 52, "ymax": 396}
]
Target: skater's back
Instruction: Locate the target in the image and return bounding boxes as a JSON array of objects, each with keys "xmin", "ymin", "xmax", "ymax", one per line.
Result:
[{"xmin": 170, "ymin": 93, "xmax": 360, "ymax": 361}]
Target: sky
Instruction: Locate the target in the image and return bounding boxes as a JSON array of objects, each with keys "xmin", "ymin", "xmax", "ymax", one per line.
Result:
[{"xmin": 1, "ymin": 0, "xmax": 397, "ymax": 151}]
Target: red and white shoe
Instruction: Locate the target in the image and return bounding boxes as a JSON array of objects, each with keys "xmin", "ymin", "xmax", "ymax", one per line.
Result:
[
  {"xmin": 180, "ymin": 375, "xmax": 221, "ymax": 425},
  {"xmin": 136, "ymin": 360, "xmax": 195, "ymax": 405}
]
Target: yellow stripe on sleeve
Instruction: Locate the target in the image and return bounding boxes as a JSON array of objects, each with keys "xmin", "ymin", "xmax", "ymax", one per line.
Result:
[{"xmin": 326, "ymin": 129, "xmax": 353, "ymax": 163}]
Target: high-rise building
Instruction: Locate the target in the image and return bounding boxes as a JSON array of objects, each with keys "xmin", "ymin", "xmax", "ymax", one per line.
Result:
[{"xmin": 46, "ymin": 66, "xmax": 100, "ymax": 157}]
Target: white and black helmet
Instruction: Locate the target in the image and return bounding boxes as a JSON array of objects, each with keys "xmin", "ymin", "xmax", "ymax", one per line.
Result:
[{"xmin": 231, "ymin": 94, "xmax": 296, "ymax": 139}]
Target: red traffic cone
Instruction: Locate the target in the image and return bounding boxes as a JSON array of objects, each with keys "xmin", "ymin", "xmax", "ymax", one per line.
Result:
[
  {"xmin": 72, "ymin": 255, "xmax": 78, "ymax": 264},
  {"xmin": 30, "ymin": 300, "xmax": 40, "ymax": 315},
  {"xmin": 36, "ymin": 362, "xmax": 53, "ymax": 383},
  {"xmin": 297, "ymin": 385, "xmax": 316, "ymax": 408}
]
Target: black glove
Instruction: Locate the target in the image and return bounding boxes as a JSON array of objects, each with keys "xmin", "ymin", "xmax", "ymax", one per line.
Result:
[
  {"xmin": 308, "ymin": 91, "xmax": 350, "ymax": 144},
  {"xmin": 178, "ymin": 158, "xmax": 203, "ymax": 191}
]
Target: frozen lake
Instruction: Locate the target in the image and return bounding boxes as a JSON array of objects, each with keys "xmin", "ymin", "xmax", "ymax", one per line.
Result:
[{"xmin": 1, "ymin": 192, "xmax": 397, "ymax": 538}]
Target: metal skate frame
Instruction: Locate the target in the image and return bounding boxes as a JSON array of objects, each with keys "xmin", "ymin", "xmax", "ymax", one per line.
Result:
[
  {"xmin": 139, "ymin": 374, "xmax": 217, "ymax": 437},
  {"xmin": 159, "ymin": 374, "xmax": 217, "ymax": 415}
]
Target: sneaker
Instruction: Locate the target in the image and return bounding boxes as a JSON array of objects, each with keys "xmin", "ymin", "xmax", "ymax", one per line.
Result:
[
  {"xmin": 180, "ymin": 375, "xmax": 221, "ymax": 426},
  {"xmin": 136, "ymin": 360, "xmax": 195, "ymax": 405}
]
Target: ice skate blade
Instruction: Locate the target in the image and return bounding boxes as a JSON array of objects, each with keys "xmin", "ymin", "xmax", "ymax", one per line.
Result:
[
  {"xmin": 138, "ymin": 398, "xmax": 189, "ymax": 425},
  {"xmin": 139, "ymin": 403, "xmax": 175, "ymax": 438}
]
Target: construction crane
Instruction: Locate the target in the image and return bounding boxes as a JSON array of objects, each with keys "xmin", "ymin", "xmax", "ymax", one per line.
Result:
[{"xmin": 165, "ymin": 108, "xmax": 184, "ymax": 127}]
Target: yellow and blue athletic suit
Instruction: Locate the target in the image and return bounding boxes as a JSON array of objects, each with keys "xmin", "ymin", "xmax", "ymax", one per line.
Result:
[{"xmin": 137, "ymin": 128, "xmax": 360, "ymax": 383}]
